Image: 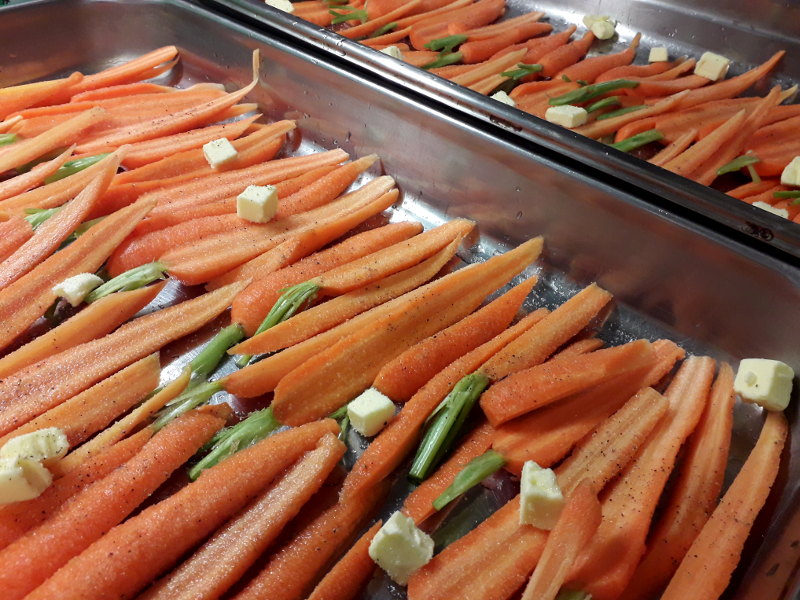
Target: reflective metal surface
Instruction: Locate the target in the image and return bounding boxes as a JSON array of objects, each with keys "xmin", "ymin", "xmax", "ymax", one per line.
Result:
[
  {"xmin": 2, "ymin": 1, "xmax": 800, "ymax": 597},
  {"xmin": 208, "ymin": 0, "xmax": 800, "ymax": 258}
]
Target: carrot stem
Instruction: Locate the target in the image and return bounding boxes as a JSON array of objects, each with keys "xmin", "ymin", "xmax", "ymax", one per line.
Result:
[
  {"xmin": 433, "ymin": 448, "xmax": 505, "ymax": 510},
  {"xmin": 151, "ymin": 381, "xmax": 224, "ymax": 431},
  {"xmin": 189, "ymin": 324, "xmax": 245, "ymax": 382},
  {"xmin": 84, "ymin": 262, "xmax": 167, "ymax": 303},
  {"xmin": 44, "ymin": 153, "xmax": 110, "ymax": 184}
]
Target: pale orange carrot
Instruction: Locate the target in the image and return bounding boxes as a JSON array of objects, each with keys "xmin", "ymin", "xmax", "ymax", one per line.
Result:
[
  {"xmin": 342, "ymin": 0, "xmax": 422, "ymax": 39},
  {"xmin": 595, "ymin": 59, "xmax": 681, "ymax": 83},
  {"xmin": 0, "ymin": 73, "xmax": 83, "ymax": 120},
  {"xmin": 408, "ymin": 0, "xmax": 506, "ymax": 49},
  {"xmin": 0, "ymin": 217, "xmax": 32, "ymax": 263},
  {"xmin": 662, "ymin": 110, "xmax": 747, "ymax": 177},
  {"xmin": 573, "ymin": 91, "xmax": 688, "ymax": 138},
  {"xmin": 68, "ymin": 82, "xmax": 173, "ymax": 103},
  {"xmin": 451, "ymin": 49, "xmax": 527, "ymax": 88},
  {"xmin": 557, "ymin": 34, "xmax": 641, "ymax": 84},
  {"xmin": 0, "ymin": 146, "xmax": 75, "ymax": 202},
  {"xmin": 538, "ymin": 31, "xmax": 595, "ymax": 79},
  {"xmin": 649, "ymin": 128, "xmax": 698, "ymax": 167}
]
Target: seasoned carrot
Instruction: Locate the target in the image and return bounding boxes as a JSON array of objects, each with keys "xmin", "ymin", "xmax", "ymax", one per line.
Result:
[
  {"xmin": 538, "ymin": 31, "xmax": 595, "ymax": 79},
  {"xmin": 266, "ymin": 240, "xmax": 542, "ymax": 424},
  {"xmin": 491, "ymin": 25, "xmax": 577, "ymax": 66},
  {"xmin": 374, "ymin": 276, "xmax": 534, "ymax": 402},
  {"xmin": 557, "ymin": 34, "xmax": 641, "ymax": 84},
  {"xmin": 660, "ymin": 410, "xmax": 787, "ymax": 600},
  {"xmin": 69, "ymin": 81, "xmax": 173, "ymax": 102},
  {"xmin": 0, "ymin": 217, "xmax": 33, "ymax": 263},
  {"xmin": 451, "ymin": 49, "xmax": 526, "ymax": 87},
  {"xmin": 662, "ymin": 110, "xmax": 747, "ymax": 176},
  {"xmin": 140, "ymin": 433, "xmax": 345, "ymax": 600},
  {"xmin": 556, "ymin": 336, "xmax": 604, "ymax": 357},
  {"xmin": 340, "ymin": 308, "xmax": 549, "ymax": 501},
  {"xmin": 0, "ymin": 146, "xmax": 74, "ymax": 202},
  {"xmin": 0, "ymin": 150, "xmax": 121, "ymax": 290},
  {"xmin": 624, "ymin": 74, "xmax": 711, "ymax": 97},
  {"xmin": 0, "ymin": 281, "xmax": 244, "ymax": 437},
  {"xmin": 621, "ymin": 363, "xmax": 735, "ymax": 600},
  {"xmin": 0, "ymin": 283, "xmax": 162, "ymax": 379},
  {"xmin": 24, "ymin": 420, "xmax": 339, "ymax": 600},
  {"xmin": 409, "ymin": 0, "xmax": 506, "ymax": 49},
  {"xmin": 394, "ymin": 0, "xmax": 472, "ymax": 29},
  {"xmin": 0, "ymin": 407, "xmax": 226, "ymax": 600},
  {"xmin": 521, "ymin": 481, "xmax": 602, "ymax": 600},
  {"xmin": 649, "ymin": 128, "xmax": 698, "ymax": 167},
  {"xmin": 574, "ymin": 91, "xmax": 688, "ymax": 139},
  {"xmin": 342, "ymin": 0, "xmax": 422, "ymax": 39},
  {"xmin": 0, "ymin": 72, "xmax": 83, "ymax": 120},
  {"xmin": 0, "ymin": 353, "xmax": 160, "ymax": 450},
  {"xmin": 595, "ymin": 59, "xmax": 681, "ymax": 83},
  {"xmin": 361, "ymin": 26, "xmax": 414, "ymax": 48},
  {"xmin": 459, "ymin": 21, "xmax": 553, "ymax": 64},
  {"xmin": 726, "ymin": 178, "xmax": 779, "ymax": 200},
  {"xmin": 480, "ymin": 339, "xmax": 655, "ymax": 426}
]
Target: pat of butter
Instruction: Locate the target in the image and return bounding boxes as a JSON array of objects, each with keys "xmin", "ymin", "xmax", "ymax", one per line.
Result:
[
  {"xmin": 0, "ymin": 428, "xmax": 69, "ymax": 466},
  {"xmin": 590, "ymin": 19, "xmax": 616, "ymax": 40},
  {"xmin": 237, "ymin": 185, "xmax": 279, "ymax": 223},
  {"xmin": 695, "ymin": 51, "xmax": 731, "ymax": 81},
  {"xmin": 752, "ymin": 201, "xmax": 789, "ymax": 219},
  {"xmin": 369, "ymin": 511, "xmax": 434, "ymax": 585},
  {"xmin": 52, "ymin": 273, "xmax": 104, "ymax": 307},
  {"xmin": 520, "ymin": 460, "xmax": 564, "ymax": 530},
  {"xmin": 582, "ymin": 14, "xmax": 611, "ymax": 28},
  {"xmin": 0, "ymin": 457, "xmax": 53, "ymax": 505},
  {"xmin": 265, "ymin": 0, "xmax": 294, "ymax": 13},
  {"xmin": 545, "ymin": 105, "xmax": 588, "ymax": 128},
  {"xmin": 780, "ymin": 156, "xmax": 800, "ymax": 187},
  {"xmin": 649, "ymin": 47, "xmax": 669, "ymax": 63},
  {"xmin": 491, "ymin": 90, "xmax": 516, "ymax": 107},
  {"xmin": 203, "ymin": 138, "xmax": 239, "ymax": 169},
  {"xmin": 347, "ymin": 388, "xmax": 396, "ymax": 437},
  {"xmin": 380, "ymin": 46, "xmax": 403, "ymax": 60},
  {"xmin": 734, "ymin": 358, "xmax": 794, "ymax": 412}
]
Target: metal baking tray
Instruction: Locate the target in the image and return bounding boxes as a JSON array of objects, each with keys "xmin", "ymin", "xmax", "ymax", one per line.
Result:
[
  {"xmin": 2, "ymin": 0, "xmax": 800, "ymax": 598},
  {"xmin": 205, "ymin": 0, "xmax": 800, "ymax": 260}
]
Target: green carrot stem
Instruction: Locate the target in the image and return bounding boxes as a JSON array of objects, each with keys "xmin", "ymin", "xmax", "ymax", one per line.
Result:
[
  {"xmin": 716, "ymin": 154, "xmax": 761, "ymax": 175},
  {"xmin": 371, "ymin": 21, "xmax": 398, "ymax": 38},
  {"xmin": 84, "ymin": 261, "xmax": 168, "ymax": 303},
  {"xmin": 422, "ymin": 52, "xmax": 464, "ymax": 70},
  {"xmin": 152, "ymin": 381, "xmax": 224, "ymax": 431},
  {"xmin": 190, "ymin": 324, "xmax": 245, "ymax": 382},
  {"xmin": 549, "ymin": 79, "xmax": 639, "ymax": 106},
  {"xmin": 556, "ymin": 590, "xmax": 592, "ymax": 600},
  {"xmin": 746, "ymin": 163, "xmax": 761, "ymax": 184},
  {"xmin": 425, "ymin": 34, "xmax": 468, "ymax": 53},
  {"xmin": 773, "ymin": 190, "xmax": 800, "ymax": 199},
  {"xmin": 500, "ymin": 63, "xmax": 543, "ymax": 81},
  {"xmin": 329, "ymin": 6, "xmax": 368, "ymax": 24},
  {"xmin": 596, "ymin": 104, "xmax": 646, "ymax": 120},
  {"xmin": 329, "ymin": 405, "xmax": 349, "ymax": 421},
  {"xmin": 44, "ymin": 153, "xmax": 110, "ymax": 184},
  {"xmin": 433, "ymin": 449, "xmax": 506, "ymax": 511},
  {"xmin": 23, "ymin": 207, "xmax": 61, "ymax": 230},
  {"xmin": 610, "ymin": 129, "xmax": 664, "ymax": 153},
  {"xmin": 339, "ymin": 415, "xmax": 350, "ymax": 442},
  {"xmin": 586, "ymin": 96, "xmax": 621, "ymax": 112},
  {"xmin": 0, "ymin": 133, "xmax": 18, "ymax": 146}
]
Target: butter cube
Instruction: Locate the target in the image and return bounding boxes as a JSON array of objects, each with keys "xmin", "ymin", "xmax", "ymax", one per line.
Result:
[
  {"xmin": 649, "ymin": 47, "xmax": 669, "ymax": 63},
  {"xmin": 780, "ymin": 156, "xmax": 800, "ymax": 186},
  {"xmin": 203, "ymin": 138, "xmax": 239, "ymax": 169},
  {"xmin": 0, "ymin": 457, "xmax": 53, "ymax": 504},
  {"xmin": 237, "ymin": 185, "xmax": 279, "ymax": 223},
  {"xmin": 695, "ymin": 51, "xmax": 731, "ymax": 81},
  {"xmin": 0, "ymin": 428, "xmax": 69, "ymax": 466},
  {"xmin": 752, "ymin": 201, "xmax": 789, "ymax": 219},
  {"xmin": 380, "ymin": 46, "xmax": 403, "ymax": 60},
  {"xmin": 369, "ymin": 511, "xmax": 434, "ymax": 585},
  {"xmin": 582, "ymin": 14, "xmax": 610, "ymax": 28},
  {"xmin": 347, "ymin": 388, "xmax": 396, "ymax": 437},
  {"xmin": 590, "ymin": 19, "xmax": 616, "ymax": 40},
  {"xmin": 52, "ymin": 272, "xmax": 104, "ymax": 307},
  {"xmin": 545, "ymin": 105, "xmax": 588, "ymax": 128},
  {"xmin": 265, "ymin": 0, "xmax": 294, "ymax": 13},
  {"xmin": 734, "ymin": 358, "xmax": 794, "ymax": 411},
  {"xmin": 491, "ymin": 90, "xmax": 516, "ymax": 107},
  {"xmin": 520, "ymin": 461, "xmax": 564, "ymax": 530}
]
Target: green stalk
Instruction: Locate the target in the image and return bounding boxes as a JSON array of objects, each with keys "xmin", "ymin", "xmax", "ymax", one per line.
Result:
[
  {"xmin": 433, "ymin": 449, "xmax": 505, "ymax": 511},
  {"xmin": 610, "ymin": 129, "xmax": 664, "ymax": 153},
  {"xmin": 500, "ymin": 63, "xmax": 543, "ymax": 81},
  {"xmin": 424, "ymin": 34, "xmax": 468, "ymax": 53},
  {"xmin": 746, "ymin": 163, "xmax": 761, "ymax": 184},
  {"xmin": 0, "ymin": 133, "xmax": 18, "ymax": 146},
  {"xmin": 329, "ymin": 6, "xmax": 368, "ymax": 24},
  {"xmin": 409, "ymin": 372, "xmax": 490, "ymax": 483},
  {"xmin": 596, "ymin": 104, "xmax": 646, "ymax": 120},
  {"xmin": 15, "ymin": 148, "xmax": 64, "ymax": 174},
  {"xmin": 58, "ymin": 216, "xmax": 106, "ymax": 249},
  {"xmin": 339, "ymin": 415, "xmax": 350, "ymax": 442},
  {"xmin": 151, "ymin": 381, "xmax": 223, "ymax": 431},
  {"xmin": 44, "ymin": 153, "xmax": 110, "ymax": 184},
  {"xmin": 189, "ymin": 324, "xmax": 245, "ymax": 382},
  {"xmin": 188, "ymin": 407, "xmax": 281, "ymax": 480},
  {"xmin": 556, "ymin": 590, "xmax": 592, "ymax": 600},
  {"xmin": 370, "ymin": 21, "xmax": 398, "ymax": 38},
  {"xmin": 422, "ymin": 52, "xmax": 464, "ymax": 70},
  {"xmin": 549, "ymin": 79, "xmax": 639, "ymax": 106},
  {"xmin": 84, "ymin": 261, "xmax": 168, "ymax": 303},
  {"xmin": 586, "ymin": 96, "xmax": 621, "ymax": 113},
  {"xmin": 773, "ymin": 190, "xmax": 800, "ymax": 199},
  {"xmin": 24, "ymin": 207, "xmax": 61, "ymax": 230},
  {"xmin": 716, "ymin": 154, "xmax": 761, "ymax": 175}
]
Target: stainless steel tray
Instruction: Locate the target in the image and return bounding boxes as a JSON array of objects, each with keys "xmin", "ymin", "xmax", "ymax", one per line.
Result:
[
  {"xmin": 206, "ymin": 0, "xmax": 800, "ymax": 260},
  {"xmin": 2, "ymin": 1, "xmax": 800, "ymax": 598}
]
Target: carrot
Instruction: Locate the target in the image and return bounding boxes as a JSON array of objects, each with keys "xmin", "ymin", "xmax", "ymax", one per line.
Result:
[
  {"xmin": 0, "ymin": 73, "xmax": 83, "ymax": 120},
  {"xmin": 0, "ymin": 353, "xmax": 160, "ymax": 450},
  {"xmin": 68, "ymin": 81, "xmax": 173, "ymax": 102},
  {"xmin": 492, "ymin": 339, "xmax": 684, "ymax": 475},
  {"xmin": 0, "ymin": 281, "xmax": 244, "ymax": 437},
  {"xmin": 481, "ymin": 339, "xmax": 655, "ymax": 426},
  {"xmin": 366, "ymin": 0, "xmax": 416, "ymax": 18},
  {"xmin": 0, "ymin": 196, "xmax": 155, "ymax": 353},
  {"xmin": 537, "ymin": 30, "xmax": 595, "ymax": 79},
  {"xmin": 620, "ymin": 362, "xmax": 735, "ymax": 600},
  {"xmin": 232, "ymin": 485, "xmax": 385, "ymax": 600},
  {"xmin": 361, "ymin": 26, "xmax": 414, "ymax": 48},
  {"xmin": 0, "ymin": 406, "xmax": 226, "ymax": 600},
  {"xmin": 556, "ymin": 336, "xmax": 604, "ymax": 357},
  {"xmin": 595, "ymin": 59, "xmax": 681, "ymax": 83},
  {"xmin": 0, "ymin": 150, "xmax": 122, "ymax": 290},
  {"xmin": 557, "ymin": 33, "xmax": 641, "ymax": 84},
  {"xmin": 24, "ymin": 420, "xmax": 340, "ymax": 600},
  {"xmin": 374, "ymin": 275, "xmax": 533, "ymax": 402},
  {"xmin": 521, "ymin": 481, "xmax": 602, "ymax": 600},
  {"xmin": 266, "ymin": 239, "xmax": 543, "ymax": 425},
  {"xmin": 451, "ymin": 49, "xmax": 526, "ymax": 87},
  {"xmin": 574, "ymin": 90, "xmax": 689, "ymax": 139},
  {"xmin": 342, "ymin": 0, "xmax": 422, "ymax": 39},
  {"xmin": 509, "ymin": 79, "xmax": 576, "ymax": 100},
  {"xmin": 0, "ymin": 283, "xmax": 162, "ymax": 379},
  {"xmin": 409, "ymin": 0, "xmax": 506, "ymax": 50},
  {"xmin": 567, "ymin": 356, "xmax": 716, "ymax": 599},
  {"xmin": 228, "ymin": 221, "xmax": 422, "ymax": 332},
  {"xmin": 394, "ymin": 0, "xmax": 472, "ymax": 29},
  {"xmin": 459, "ymin": 21, "xmax": 553, "ymax": 64},
  {"xmin": 0, "ymin": 217, "xmax": 33, "ymax": 263},
  {"xmin": 662, "ymin": 110, "xmax": 747, "ymax": 176},
  {"xmin": 492, "ymin": 25, "xmax": 576, "ymax": 65},
  {"xmin": 140, "ymin": 433, "xmax": 345, "ymax": 600},
  {"xmin": 306, "ymin": 520, "xmax": 382, "ymax": 600},
  {"xmin": 649, "ymin": 128, "xmax": 698, "ymax": 167},
  {"xmin": 340, "ymin": 307, "xmax": 549, "ymax": 501},
  {"xmin": 0, "ymin": 107, "xmax": 105, "ymax": 175},
  {"xmin": 726, "ymin": 178, "xmax": 779, "ymax": 200},
  {"xmin": 0, "ymin": 146, "xmax": 75, "ymax": 202},
  {"xmin": 624, "ymin": 74, "xmax": 712, "ymax": 98},
  {"xmin": 660, "ymin": 410, "xmax": 787, "ymax": 600}
]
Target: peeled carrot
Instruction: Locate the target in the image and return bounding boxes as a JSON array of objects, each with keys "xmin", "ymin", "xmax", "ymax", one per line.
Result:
[
  {"xmin": 361, "ymin": 26, "xmax": 414, "ymax": 48},
  {"xmin": 624, "ymin": 74, "xmax": 711, "ymax": 98},
  {"xmin": 69, "ymin": 81, "xmax": 173, "ymax": 102},
  {"xmin": 459, "ymin": 21, "xmax": 553, "ymax": 64},
  {"xmin": 660, "ymin": 410, "xmax": 787, "ymax": 600},
  {"xmin": 726, "ymin": 178, "xmax": 779, "ymax": 200},
  {"xmin": 557, "ymin": 33, "xmax": 641, "ymax": 84},
  {"xmin": 521, "ymin": 481, "xmax": 602, "ymax": 600},
  {"xmin": 0, "ymin": 146, "xmax": 75, "ymax": 202},
  {"xmin": 662, "ymin": 110, "xmax": 747, "ymax": 176},
  {"xmin": 481, "ymin": 339, "xmax": 655, "ymax": 426},
  {"xmin": 595, "ymin": 59, "xmax": 681, "ymax": 83},
  {"xmin": 494, "ymin": 25, "xmax": 576, "ymax": 66},
  {"xmin": 0, "ymin": 283, "xmax": 162, "ymax": 379},
  {"xmin": 556, "ymin": 336, "xmax": 604, "ymax": 357},
  {"xmin": 0, "ymin": 73, "xmax": 84, "ymax": 120},
  {"xmin": 621, "ymin": 362, "xmax": 735, "ymax": 600},
  {"xmin": 342, "ymin": 0, "xmax": 422, "ymax": 39},
  {"xmin": 140, "ymin": 433, "xmax": 345, "ymax": 600},
  {"xmin": 374, "ymin": 275, "xmax": 534, "ymax": 402},
  {"xmin": 649, "ymin": 128, "xmax": 698, "ymax": 167},
  {"xmin": 574, "ymin": 91, "xmax": 688, "ymax": 139},
  {"xmin": 409, "ymin": 0, "xmax": 506, "ymax": 49},
  {"xmin": 0, "ymin": 217, "xmax": 33, "ymax": 263},
  {"xmin": 23, "ymin": 420, "xmax": 339, "ymax": 600},
  {"xmin": 538, "ymin": 30, "xmax": 595, "ymax": 79},
  {"xmin": 0, "ymin": 281, "xmax": 244, "ymax": 437},
  {"xmin": 394, "ymin": 0, "xmax": 472, "ymax": 29},
  {"xmin": 451, "ymin": 49, "xmax": 526, "ymax": 88},
  {"xmin": 0, "ymin": 406, "xmax": 226, "ymax": 600}
]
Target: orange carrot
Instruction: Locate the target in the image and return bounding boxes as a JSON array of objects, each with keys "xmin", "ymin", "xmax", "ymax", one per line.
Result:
[
  {"xmin": 342, "ymin": 0, "xmax": 422, "ymax": 39},
  {"xmin": 68, "ymin": 82, "xmax": 173, "ymax": 102},
  {"xmin": 521, "ymin": 481, "xmax": 602, "ymax": 600},
  {"xmin": 409, "ymin": 0, "xmax": 506, "ymax": 49},
  {"xmin": 0, "ymin": 72, "xmax": 83, "ymax": 120},
  {"xmin": 394, "ymin": 0, "xmax": 472, "ymax": 29},
  {"xmin": 662, "ymin": 110, "xmax": 747, "ymax": 177},
  {"xmin": 557, "ymin": 34, "xmax": 641, "ymax": 84},
  {"xmin": 24, "ymin": 420, "xmax": 340, "ymax": 600},
  {"xmin": 538, "ymin": 31, "xmax": 595, "ymax": 79},
  {"xmin": 555, "ymin": 336, "xmax": 604, "ymax": 357},
  {"xmin": 595, "ymin": 59, "xmax": 681, "ymax": 83},
  {"xmin": 340, "ymin": 308, "xmax": 549, "ymax": 502},
  {"xmin": 503, "ymin": 25, "xmax": 577, "ymax": 66},
  {"xmin": 0, "ymin": 406, "xmax": 226, "ymax": 600},
  {"xmin": 726, "ymin": 178, "xmax": 779, "ymax": 200},
  {"xmin": 0, "ymin": 281, "xmax": 244, "ymax": 437},
  {"xmin": 621, "ymin": 362, "xmax": 735, "ymax": 600},
  {"xmin": 0, "ymin": 146, "xmax": 75, "ymax": 202},
  {"xmin": 264, "ymin": 240, "xmax": 542, "ymax": 425},
  {"xmin": 0, "ymin": 217, "xmax": 33, "ymax": 263},
  {"xmin": 0, "ymin": 283, "xmax": 162, "ymax": 379},
  {"xmin": 361, "ymin": 26, "xmax": 414, "ymax": 48},
  {"xmin": 459, "ymin": 21, "xmax": 553, "ymax": 64},
  {"xmin": 140, "ymin": 433, "xmax": 345, "ymax": 600},
  {"xmin": 623, "ymin": 74, "xmax": 711, "ymax": 98},
  {"xmin": 660, "ymin": 410, "xmax": 787, "ymax": 600},
  {"xmin": 575, "ymin": 91, "xmax": 689, "ymax": 138},
  {"xmin": 451, "ymin": 49, "xmax": 526, "ymax": 88},
  {"xmin": 480, "ymin": 339, "xmax": 655, "ymax": 426},
  {"xmin": 649, "ymin": 128, "xmax": 698, "ymax": 167}
]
